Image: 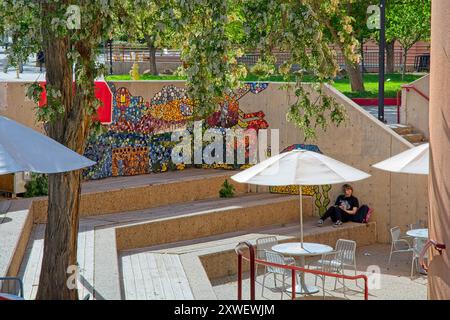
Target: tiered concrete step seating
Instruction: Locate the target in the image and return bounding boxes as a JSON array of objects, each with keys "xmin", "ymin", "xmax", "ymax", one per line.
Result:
[
  {"xmin": 110, "ymin": 193, "xmax": 310, "ymax": 251},
  {"xmin": 31, "ymin": 169, "xmax": 249, "ymax": 223},
  {"xmin": 1, "ymin": 169, "xmax": 377, "ymax": 300}
]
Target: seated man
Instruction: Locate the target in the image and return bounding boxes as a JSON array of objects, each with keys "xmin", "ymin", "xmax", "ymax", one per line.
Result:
[{"xmin": 317, "ymin": 184, "xmax": 368, "ymax": 227}]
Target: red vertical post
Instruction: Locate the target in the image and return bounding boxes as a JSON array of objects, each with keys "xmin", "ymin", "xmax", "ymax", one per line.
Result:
[
  {"xmin": 291, "ymin": 270, "xmax": 296, "ymax": 300},
  {"xmin": 364, "ymin": 277, "xmax": 368, "ymax": 300},
  {"xmin": 397, "ymin": 90, "xmax": 401, "ymax": 124},
  {"xmin": 237, "ymin": 254, "xmax": 242, "ymax": 300},
  {"xmin": 248, "ymin": 244, "xmax": 256, "ymax": 300}
]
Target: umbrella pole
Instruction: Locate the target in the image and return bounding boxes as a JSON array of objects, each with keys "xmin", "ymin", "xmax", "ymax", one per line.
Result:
[{"xmin": 299, "ymin": 185, "xmax": 303, "ymax": 248}]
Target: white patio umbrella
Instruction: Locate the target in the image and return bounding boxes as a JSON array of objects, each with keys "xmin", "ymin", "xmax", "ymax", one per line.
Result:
[
  {"xmin": 231, "ymin": 149, "xmax": 371, "ymax": 247},
  {"xmin": 372, "ymin": 143, "xmax": 429, "ymax": 175},
  {"xmin": 0, "ymin": 116, "xmax": 95, "ymax": 175}
]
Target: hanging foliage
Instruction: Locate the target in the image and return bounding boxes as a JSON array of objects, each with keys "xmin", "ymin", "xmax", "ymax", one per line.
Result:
[{"xmin": 168, "ymin": 0, "xmax": 359, "ymax": 139}]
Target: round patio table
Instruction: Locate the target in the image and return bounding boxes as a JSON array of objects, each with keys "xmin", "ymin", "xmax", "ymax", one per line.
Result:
[
  {"xmin": 272, "ymin": 242, "xmax": 333, "ymax": 295},
  {"xmin": 406, "ymin": 228, "xmax": 428, "ymax": 239},
  {"xmin": 406, "ymin": 228, "xmax": 429, "ymax": 275}
]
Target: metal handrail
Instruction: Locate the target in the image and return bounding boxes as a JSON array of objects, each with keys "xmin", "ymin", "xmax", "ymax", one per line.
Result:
[
  {"xmin": 401, "ymin": 84, "xmax": 429, "ymax": 101},
  {"xmin": 397, "ymin": 90, "xmax": 402, "ymax": 124},
  {"xmin": 236, "ymin": 241, "xmax": 369, "ymax": 300},
  {"xmin": 419, "ymin": 239, "xmax": 446, "ymax": 273}
]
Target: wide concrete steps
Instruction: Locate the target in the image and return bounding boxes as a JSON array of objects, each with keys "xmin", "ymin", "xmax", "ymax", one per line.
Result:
[
  {"xmin": 31, "ymin": 169, "xmax": 248, "ymax": 223},
  {"xmin": 18, "ymin": 220, "xmax": 104, "ymax": 300},
  {"xmin": 107, "ymin": 193, "xmax": 312, "ymax": 250}
]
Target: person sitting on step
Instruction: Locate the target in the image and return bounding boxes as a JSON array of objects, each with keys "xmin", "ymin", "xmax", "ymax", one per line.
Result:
[{"xmin": 317, "ymin": 184, "xmax": 360, "ymax": 227}]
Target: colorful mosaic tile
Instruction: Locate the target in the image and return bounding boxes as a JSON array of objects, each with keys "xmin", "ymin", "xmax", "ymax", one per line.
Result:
[
  {"xmin": 112, "ymin": 146, "xmax": 149, "ymax": 176},
  {"xmin": 83, "ymin": 83, "xmax": 269, "ymax": 180}
]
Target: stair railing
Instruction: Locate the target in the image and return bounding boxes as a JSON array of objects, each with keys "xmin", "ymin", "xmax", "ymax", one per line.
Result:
[{"xmin": 401, "ymin": 84, "xmax": 429, "ymax": 101}]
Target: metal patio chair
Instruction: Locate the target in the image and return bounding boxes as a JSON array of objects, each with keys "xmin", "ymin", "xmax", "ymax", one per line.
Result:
[
  {"xmin": 388, "ymin": 226, "xmax": 413, "ymax": 266},
  {"xmin": 313, "ymin": 239, "xmax": 357, "ymax": 293},
  {"xmin": 312, "ymin": 251, "xmax": 342, "ymax": 299},
  {"xmin": 255, "ymin": 236, "xmax": 279, "ymax": 281},
  {"xmin": 0, "ymin": 277, "xmax": 24, "ymax": 298},
  {"xmin": 262, "ymin": 250, "xmax": 295, "ymax": 300}
]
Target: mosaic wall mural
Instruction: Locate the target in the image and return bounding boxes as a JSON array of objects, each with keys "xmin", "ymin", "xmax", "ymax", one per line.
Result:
[
  {"xmin": 269, "ymin": 144, "xmax": 332, "ymax": 216},
  {"xmin": 83, "ymin": 83, "xmax": 270, "ymax": 180}
]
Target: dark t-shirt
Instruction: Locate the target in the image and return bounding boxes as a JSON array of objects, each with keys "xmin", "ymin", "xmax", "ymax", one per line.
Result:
[{"xmin": 335, "ymin": 195, "xmax": 359, "ymax": 211}]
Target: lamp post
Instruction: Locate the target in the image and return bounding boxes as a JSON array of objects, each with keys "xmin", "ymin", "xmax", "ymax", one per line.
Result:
[
  {"xmin": 378, "ymin": 0, "xmax": 386, "ymax": 122},
  {"xmin": 108, "ymin": 39, "xmax": 113, "ymax": 75}
]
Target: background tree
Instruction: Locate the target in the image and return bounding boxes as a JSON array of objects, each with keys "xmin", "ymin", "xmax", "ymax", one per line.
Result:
[
  {"xmin": 348, "ymin": 0, "xmax": 379, "ymax": 75},
  {"xmin": 310, "ymin": 0, "xmax": 376, "ymax": 93},
  {"xmin": 385, "ymin": 0, "xmax": 396, "ymax": 74},
  {"xmin": 171, "ymin": 0, "xmax": 243, "ymax": 117},
  {"xmin": 167, "ymin": 0, "xmax": 360, "ymax": 139},
  {"xmin": 114, "ymin": 0, "xmax": 177, "ymax": 75},
  {"xmin": 237, "ymin": 0, "xmax": 349, "ymax": 138},
  {"xmin": 0, "ymin": 1, "xmax": 5, "ymax": 43},
  {"xmin": 386, "ymin": 0, "xmax": 431, "ymax": 79},
  {"xmin": 0, "ymin": 1, "xmax": 40, "ymax": 77}
]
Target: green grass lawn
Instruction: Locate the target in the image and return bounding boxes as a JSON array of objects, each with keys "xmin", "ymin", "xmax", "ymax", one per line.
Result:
[
  {"xmin": 105, "ymin": 73, "xmax": 425, "ymax": 98},
  {"xmin": 333, "ymin": 73, "xmax": 424, "ymax": 98}
]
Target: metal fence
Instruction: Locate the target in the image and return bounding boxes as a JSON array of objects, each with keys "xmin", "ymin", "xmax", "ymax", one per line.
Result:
[
  {"xmin": 103, "ymin": 43, "xmax": 430, "ymax": 74},
  {"xmin": 102, "ymin": 43, "xmax": 180, "ymax": 63}
]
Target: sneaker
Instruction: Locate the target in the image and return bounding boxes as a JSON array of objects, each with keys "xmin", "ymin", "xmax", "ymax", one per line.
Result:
[
  {"xmin": 364, "ymin": 208, "xmax": 374, "ymax": 223},
  {"xmin": 317, "ymin": 219, "xmax": 324, "ymax": 227},
  {"xmin": 333, "ymin": 220, "xmax": 343, "ymax": 227}
]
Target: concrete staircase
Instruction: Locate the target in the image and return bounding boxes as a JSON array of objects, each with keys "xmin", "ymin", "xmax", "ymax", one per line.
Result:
[{"xmin": 387, "ymin": 124, "xmax": 427, "ymax": 145}]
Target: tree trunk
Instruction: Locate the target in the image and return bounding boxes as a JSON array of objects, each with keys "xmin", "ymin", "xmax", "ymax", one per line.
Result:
[
  {"xmin": 147, "ymin": 39, "xmax": 157, "ymax": 75},
  {"xmin": 386, "ymin": 40, "xmax": 395, "ymax": 74},
  {"xmin": 37, "ymin": 172, "xmax": 82, "ymax": 300},
  {"xmin": 428, "ymin": 0, "xmax": 450, "ymax": 300},
  {"xmin": 402, "ymin": 47, "xmax": 408, "ymax": 80},
  {"xmin": 321, "ymin": 17, "xmax": 364, "ymax": 92},
  {"xmin": 344, "ymin": 58, "xmax": 365, "ymax": 92},
  {"xmin": 360, "ymin": 37, "xmax": 365, "ymax": 76},
  {"xmin": 36, "ymin": 3, "xmax": 78, "ymax": 298},
  {"xmin": 36, "ymin": 0, "xmax": 92, "ymax": 300}
]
